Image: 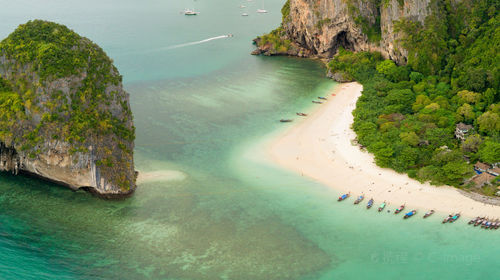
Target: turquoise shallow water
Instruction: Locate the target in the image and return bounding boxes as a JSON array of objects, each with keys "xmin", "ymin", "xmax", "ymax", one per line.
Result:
[{"xmin": 1, "ymin": 0, "xmax": 500, "ymax": 279}]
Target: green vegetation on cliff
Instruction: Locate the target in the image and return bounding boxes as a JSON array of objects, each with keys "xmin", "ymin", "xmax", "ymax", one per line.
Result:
[
  {"xmin": 255, "ymin": 2, "xmax": 293, "ymax": 54},
  {"xmin": 328, "ymin": 0, "xmax": 499, "ymax": 190},
  {"xmin": 255, "ymin": 27, "xmax": 292, "ymax": 54},
  {"xmin": 0, "ymin": 20, "xmax": 135, "ymax": 191},
  {"xmin": 346, "ymin": 0, "xmax": 382, "ymax": 43}
]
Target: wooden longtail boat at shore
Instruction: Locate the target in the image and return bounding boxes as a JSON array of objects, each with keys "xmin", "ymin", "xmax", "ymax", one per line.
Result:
[
  {"xmin": 394, "ymin": 204, "xmax": 405, "ymax": 214},
  {"xmin": 367, "ymin": 198, "xmax": 374, "ymax": 209},
  {"xmin": 404, "ymin": 210, "xmax": 417, "ymax": 219},
  {"xmin": 442, "ymin": 215, "xmax": 452, "ymax": 224},
  {"xmin": 378, "ymin": 202, "xmax": 386, "ymax": 212},
  {"xmin": 449, "ymin": 213, "xmax": 460, "ymax": 223},
  {"xmin": 423, "ymin": 210, "xmax": 435, "ymax": 218},
  {"xmin": 338, "ymin": 192, "xmax": 350, "ymax": 202},
  {"xmin": 354, "ymin": 195, "xmax": 364, "ymax": 204},
  {"xmin": 474, "ymin": 218, "xmax": 484, "ymax": 227},
  {"xmin": 469, "ymin": 216, "xmax": 480, "ymax": 224}
]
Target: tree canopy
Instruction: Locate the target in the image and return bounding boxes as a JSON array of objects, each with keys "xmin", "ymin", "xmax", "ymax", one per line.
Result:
[{"xmin": 328, "ymin": 0, "xmax": 499, "ymax": 188}]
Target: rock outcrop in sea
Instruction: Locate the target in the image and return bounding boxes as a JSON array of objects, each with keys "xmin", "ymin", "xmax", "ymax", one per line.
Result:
[
  {"xmin": 253, "ymin": 0, "xmax": 432, "ymax": 64},
  {"xmin": 0, "ymin": 20, "xmax": 136, "ymax": 197}
]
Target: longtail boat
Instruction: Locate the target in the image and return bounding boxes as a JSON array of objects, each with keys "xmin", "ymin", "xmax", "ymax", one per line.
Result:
[
  {"xmin": 354, "ymin": 195, "xmax": 364, "ymax": 204},
  {"xmin": 449, "ymin": 213, "xmax": 460, "ymax": 223},
  {"xmin": 423, "ymin": 210, "xmax": 435, "ymax": 218},
  {"xmin": 404, "ymin": 210, "xmax": 417, "ymax": 219},
  {"xmin": 469, "ymin": 217, "xmax": 480, "ymax": 225},
  {"xmin": 367, "ymin": 198, "xmax": 374, "ymax": 209},
  {"xmin": 378, "ymin": 202, "xmax": 386, "ymax": 212},
  {"xmin": 442, "ymin": 215, "xmax": 452, "ymax": 224},
  {"xmin": 394, "ymin": 204, "xmax": 405, "ymax": 214},
  {"xmin": 338, "ymin": 192, "xmax": 350, "ymax": 202}
]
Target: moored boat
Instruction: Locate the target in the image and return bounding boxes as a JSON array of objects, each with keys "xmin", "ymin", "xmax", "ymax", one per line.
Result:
[
  {"xmin": 489, "ymin": 220, "xmax": 496, "ymax": 229},
  {"xmin": 354, "ymin": 195, "xmax": 364, "ymax": 204},
  {"xmin": 404, "ymin": 210, "xmax": 417, "ymax": 219},
  {"xmin": 449, "ymin": 213, "xmax": 460, "ymax": 223},
  {"xmin": 378, "ymin": 202, "xmax": 386, "ymax": 212},
  {"xmin": 481, "ymin": 219, "xmax": 489, "ymax": 228},
  {"xmin": 442, "ymin": 215, "xmax": 452, "ymax": 224},
  {"xmin": 279, "ymin": 119, "xmax": 292, "ymax": 123},
  {"xmin": 469, "ymin": 216, "xmax": 480, "ymax": 225},
  {"xmin": 394, "ymin": 204, "xmax": 405, "ymax": 214},
  {"xmin": 367, "ymin": 198, "xmax": 374, "ymax": 209},
  {"xmin": 423, "ymin": 210, "xmax": 435, "ymax": 218},
  {"xmin": 184, "ymin": 9, "xmax": 200, "ymax": 15},
  {"xmin": 318, "ymin": 97, "xmax": 327, "ymax": 100},
  {"xmin": 338, "ymin": 192, "xmax": 350, "ymax": 202},
  {"xmin": 296, "ymin": 112, "xmax": 307, "ymax": 116},
  {"xmin": 312, "ymin": 101, "xmax": 322, "ymax": 104},
  {"xmin": 474, "ymin": 218, "xmax": 483, "ymax": 227}
]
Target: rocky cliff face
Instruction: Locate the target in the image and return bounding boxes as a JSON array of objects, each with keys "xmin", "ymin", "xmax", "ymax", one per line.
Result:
[
  {"xmin": 380, "ymin": 0, "xmax": 432, "ymax": 64},
  {"xmin": 0, "ymin": 20, "xmax": 136, "ymax": 197},
  {"xmin": 255, "ymin": 0, "xmax": 433, "ymax": 64}
]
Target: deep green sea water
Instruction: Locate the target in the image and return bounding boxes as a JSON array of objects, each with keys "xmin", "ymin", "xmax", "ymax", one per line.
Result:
[{"xmin": 1, "ymin": 0, "xmax": 500, "ymax": 279}]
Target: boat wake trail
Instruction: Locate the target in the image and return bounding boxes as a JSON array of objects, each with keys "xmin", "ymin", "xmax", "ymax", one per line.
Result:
[
  {"xmin": 121, "ymin": 35, "xmax": 230, "ymax": 55},
  {"xmin": 163, "ymin": 35, "xmax": 230, "ymax": 50}
]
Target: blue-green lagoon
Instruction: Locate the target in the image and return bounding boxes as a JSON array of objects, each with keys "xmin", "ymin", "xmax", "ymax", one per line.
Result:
[{"xmin": 1, "ymin": 0, "xmax": 500, "ymax": 279}]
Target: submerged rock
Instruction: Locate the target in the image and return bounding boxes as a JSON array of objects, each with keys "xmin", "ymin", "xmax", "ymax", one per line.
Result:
[{"xmin": 0, "ymin": 20, "xmax": 136, "ymax": 197}]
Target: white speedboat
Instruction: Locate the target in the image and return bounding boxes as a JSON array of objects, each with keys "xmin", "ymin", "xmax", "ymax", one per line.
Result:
[
  {"xmin": 184, "ymin": 9, "xmax": 199, "ymax": 15},
  {"xmin": 257, "ymin": 9, "xmax": 267, "ymax": 13},
  {"xmin": 242, "ymin": 13, "xmax": 249, "ymax": 16}
]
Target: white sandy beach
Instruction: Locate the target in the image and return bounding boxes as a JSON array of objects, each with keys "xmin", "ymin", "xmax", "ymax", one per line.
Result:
[{"xmin": 268, "ymin": 82, "xmax": 500, "ymax": 217}]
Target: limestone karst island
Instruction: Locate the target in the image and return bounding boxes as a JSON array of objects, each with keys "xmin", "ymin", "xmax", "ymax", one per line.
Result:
[
  {"xmin": 0, "ymin": 0, "xmax": 499, "ymax": 279},
  {"xmin": 0, "ymin": 20, "xmax": 136, "ymax": 197}
]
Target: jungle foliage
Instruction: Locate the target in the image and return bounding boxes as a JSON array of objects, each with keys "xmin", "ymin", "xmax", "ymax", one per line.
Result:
[{"xmin": 328, "ymin": 0, "xmax": 499, "ymax": 187}]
